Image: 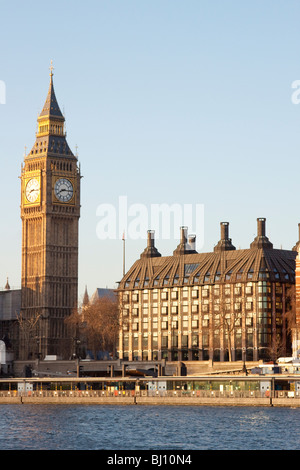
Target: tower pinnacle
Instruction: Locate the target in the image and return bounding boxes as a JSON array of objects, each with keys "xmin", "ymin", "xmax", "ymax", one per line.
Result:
[
  {"xmin": 49, "ymin": 60, "xmax": 54, "ymax": 79},
  {"xmin": 26, "ymin": 65, "xmax": 74, "ymax": 158}
]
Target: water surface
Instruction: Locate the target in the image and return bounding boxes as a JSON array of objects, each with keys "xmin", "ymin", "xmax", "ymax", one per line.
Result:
[{"xmin": 0, "ymin": 404, "xmax": 299, "ymax": 450}]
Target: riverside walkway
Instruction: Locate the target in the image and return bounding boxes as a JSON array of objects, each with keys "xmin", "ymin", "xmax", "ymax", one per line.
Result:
[{"xmin": 0, "ymin": 375, "xmax": 300, "ymax": 406}]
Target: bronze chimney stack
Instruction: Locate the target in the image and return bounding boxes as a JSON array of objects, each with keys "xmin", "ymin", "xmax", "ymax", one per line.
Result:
[
  {"xmin": 214, "ymin": 222, "xmax": 235, "ymax": 252},
  {"xmin": 140, "ymin": 230, "xmax": 161, "ymax": 258},
  {"xmin": 250, "ymin": 218, "xmax": 273, "ymax": 249}
]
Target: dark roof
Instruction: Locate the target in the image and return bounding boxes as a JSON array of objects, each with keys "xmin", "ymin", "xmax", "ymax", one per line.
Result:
[
  {"xmin": 28, "ymin": 134, "xmax": 74, "ymax": 158},
  {"xmin": 91, "ymin": 288, "xmax": 117, "ymax": 303},
  {"xmin": 39, "ymin": 73, "xmax": 64, "ymax": 120},
  {"xmin": 119, "ymin": 248, "xmax": 296, "ymax": 289},
  {"xmin": 119, "ymin": 220, "xmax": 297, "ymax": 289}
]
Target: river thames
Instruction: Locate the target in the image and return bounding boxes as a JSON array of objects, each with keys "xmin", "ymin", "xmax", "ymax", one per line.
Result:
[{"xmin": 0, "ymin": 404, "xmax": 299, "ymax": 450}]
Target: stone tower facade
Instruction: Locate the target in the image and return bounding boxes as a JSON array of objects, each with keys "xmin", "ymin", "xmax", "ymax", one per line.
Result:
[{"xmin": 20, "ymin": 66, "xmax": 81, "ymax": 360}]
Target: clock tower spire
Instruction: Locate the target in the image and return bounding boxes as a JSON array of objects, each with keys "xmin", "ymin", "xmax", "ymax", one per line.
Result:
[{"xmin": 20, "ymin": 65, "xmax": 81, "ymax": 360}]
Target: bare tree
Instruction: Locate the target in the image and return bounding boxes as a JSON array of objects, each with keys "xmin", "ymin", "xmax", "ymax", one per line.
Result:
[
  {"xmin": 216, "ymin": 289, "xmax": 243, "ymax": 362},
  {"xmin": 266, "ymin": 333, "xmax": 286, "ymax": 363},
  {"xmin": 16, "ymin": 311, "xmax": 41, "ymax": 359},
  {"xmin": 66, "ymin": 295, "xmax": 119, "ymax": 359},
  {"xmin": 284, "ymin": 284, "xmax": 297, "ymax": 357},
  {"xmin": 285, "ymin": 285, "xmax": 296, "ymax": 335},
  {"xmin": 64, "ymin": 306, "xmax": 82, "ymax": 358}
]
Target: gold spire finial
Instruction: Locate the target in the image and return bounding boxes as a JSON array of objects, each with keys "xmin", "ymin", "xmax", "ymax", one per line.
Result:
[{"xmin": 49, "ymin": 60, "xmax": 54, "ymax": 78}]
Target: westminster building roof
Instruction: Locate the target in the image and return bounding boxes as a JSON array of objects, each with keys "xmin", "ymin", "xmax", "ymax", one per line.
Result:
[{"xmin": 119, "ymin": 218, "xmax": 297, "ymax": 290}]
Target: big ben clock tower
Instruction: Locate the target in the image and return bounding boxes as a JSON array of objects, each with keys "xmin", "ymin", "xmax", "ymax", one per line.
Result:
[{"xmin": 20, "ymin": 64, "xmax": 81, "ymax": 360}]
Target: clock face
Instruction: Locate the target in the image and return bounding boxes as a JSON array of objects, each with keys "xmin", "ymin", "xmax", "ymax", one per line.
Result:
[
  {"xmin": 25, "ymin": 178, "xmax": 40, "ymax": 203},
  {"xmin": 54, "ymin": 178, "xmax": 74, "ymax": 202}
]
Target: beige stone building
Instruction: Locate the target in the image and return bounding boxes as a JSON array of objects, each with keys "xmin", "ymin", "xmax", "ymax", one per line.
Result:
[
  {"xmin": 0, "ymin": 280, "xmax": 21, "ymax": 349},
  {"xmin": 118, "ymin": 219, "xmax": 297, "ymax": 362}
]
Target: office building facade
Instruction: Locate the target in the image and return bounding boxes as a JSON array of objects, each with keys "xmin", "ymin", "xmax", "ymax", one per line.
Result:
[{"xmin": 118, "ymin": 219, "xmax": 297, "ymax": 362}]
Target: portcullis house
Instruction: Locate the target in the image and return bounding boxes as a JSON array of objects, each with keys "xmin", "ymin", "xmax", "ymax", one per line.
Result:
[{"xmin": 118, "ymin": 218, "xmax": 297, "ymax": 363}]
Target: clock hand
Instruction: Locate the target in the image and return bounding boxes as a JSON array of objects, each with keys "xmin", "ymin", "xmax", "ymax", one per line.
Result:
[{"xmin": 59, "ymin": 187, "xmax": 72, "ymax": 194}]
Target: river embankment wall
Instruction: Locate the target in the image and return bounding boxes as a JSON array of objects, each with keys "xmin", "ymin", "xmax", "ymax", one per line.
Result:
[{"xmin": 0, "ymin": 395, "xmax": 298, "ymax": 407}]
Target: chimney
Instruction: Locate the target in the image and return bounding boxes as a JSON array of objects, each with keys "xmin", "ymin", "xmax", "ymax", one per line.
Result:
[
  {"xmin": 188, "ymin": 235, "xmax": 196, "ymax": 252},
  {"xmin": 250, "ymin": 218, "xmax": 273, "ymax": 249},
  {"xmin": 220, "ymin": 222, "xmax": 229, "ymax": 240},
  {"xmin": 173, "ymin": 226, "xmax": 187, "ymax": 255},
  {"xmin": 147, "ymin": 230, "xmax": 155, "ymax": 248},
  {"xmin": 257, "ymin": 218, "xmax": 266, "ymax": 237},
  {"xmin": 140, "ymin": 230, "xmax": 161, "ymax": 258},
  {"xmin": 214, "ymin": 222, "xmax": 235, "ymax": 252},
  {"xmin": 180, "ymin": 226, "xmax": 188, "ymax": 245},
  {"xmin": 174, "ymin": 226, "xmax": 197, "ymax": 255}
]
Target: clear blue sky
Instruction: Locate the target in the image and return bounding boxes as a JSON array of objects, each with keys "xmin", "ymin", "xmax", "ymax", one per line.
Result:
[{"xmin": 1, "ymin": 0, "xmax": 300, "ymax": 300}]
